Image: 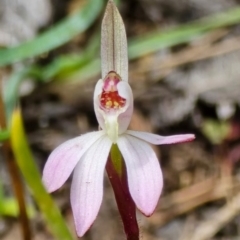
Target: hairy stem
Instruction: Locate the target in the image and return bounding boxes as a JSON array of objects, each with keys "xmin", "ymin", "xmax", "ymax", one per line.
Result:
[{"xmin": 106, "ymin": 150, "xmax": 139, "ymax": 240}]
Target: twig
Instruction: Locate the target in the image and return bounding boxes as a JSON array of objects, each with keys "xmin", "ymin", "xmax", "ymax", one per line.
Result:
[
  {"xmin": 190, "ymin": 191, "xmax": 240, "ymax": 240},
  {"xmin": 148, "ymin": 177, "xmax": 240, "ymax": 227},
  {"xmin": 157, "ymin": 36, "xmax": 240, "ymax": 70},
  {"xmin": 132, "ymin": 31, "xmax": 240, "ymax": 80}
]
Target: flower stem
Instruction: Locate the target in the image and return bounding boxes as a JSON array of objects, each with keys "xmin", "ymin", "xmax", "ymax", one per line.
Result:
[{"xmin": 106, "ymin": 146, "xmax": 139, "ymax": 240}]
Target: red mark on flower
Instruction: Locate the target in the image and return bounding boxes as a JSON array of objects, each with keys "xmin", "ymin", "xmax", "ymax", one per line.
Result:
[{"xmin": 100, "ymin": 71, "xmax": 126, "ymax": 110}]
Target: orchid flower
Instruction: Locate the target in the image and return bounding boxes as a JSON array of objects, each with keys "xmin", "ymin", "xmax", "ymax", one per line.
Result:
[{"xmin": 42, "ymin": 0, "xmax": 195, "ymax": 237}]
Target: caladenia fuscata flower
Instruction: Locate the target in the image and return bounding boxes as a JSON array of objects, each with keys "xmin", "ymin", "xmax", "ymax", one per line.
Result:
[{"xmin": 42, "ymin": 0, "xmax": 195, "ymax": 238}]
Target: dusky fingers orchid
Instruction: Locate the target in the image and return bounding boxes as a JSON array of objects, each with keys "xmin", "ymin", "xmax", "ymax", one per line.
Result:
[{"xmin": 42, "ymin": 0, "xmax": 195, "ymax": 238}]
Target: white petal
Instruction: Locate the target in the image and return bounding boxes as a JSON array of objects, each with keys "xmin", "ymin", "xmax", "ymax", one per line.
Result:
[
  {"xmin": 101, "ymin": 0, "xmax": 128, "ymax": 82},
  {"xmin": 117, "ymin": 81, "xmax": 133, "ymax": 134},
  {"xmin": 70, "ymin": 136, "xmax": 112, "ymax": 237},
  {"xmin": 126, "ymin": 130, "xmax": 195, "ymax": 145},
  {"xmin": 93, "ymin": 79, "xmax": 106, "ymax": 131},
  {"xmin": 42, "ymin": 131, "xmax": 105, "ymax": 192},
  {"xmin": 117, "ymin": 135, "xmax": 163, "ymax": 216},
  {"xmin": 93, "ymin": 79, "xmax": 118, "ymax": 142},
  {"xmin": 93, "ymin": 80, "xmax": 133, "ymax": 138},
  {"xmin": 104, "ymin": 113, "xmax": 118, "ymax": 143}
]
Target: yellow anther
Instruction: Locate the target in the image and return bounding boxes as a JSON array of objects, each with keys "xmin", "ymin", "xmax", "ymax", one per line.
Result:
[
  {"xmin": 113, "ymin": 101, "xmax": 119, "ymax": 107},
  {"xmin": 106, "ymin": 101, "xmax": 113, "ymax": 107}
]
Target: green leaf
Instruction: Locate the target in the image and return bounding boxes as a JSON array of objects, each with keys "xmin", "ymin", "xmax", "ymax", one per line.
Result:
[
  {"xmin": 0, "ymin": 0, "xmax": 104, "ymax": 66},
  {"xmin": 42, "ymin": 6, "xmax": 240, "ymax": 82},
  {"xmin": 10, "ymin": 109, "xmax": 74, "ymax": 240},
  {"xmin": 0, "ymin": 198, "xmax": 36, "ymax": 218},
  {"xmin": 40, "ymin": 33, "xmax": 100, "ymax": 81},
  {"xmin": 0, "ymin": 129, "xmax": 10, "ymax": 142},
  {"xmin": 65, "ymin": 58, "xmax": 101, "ymax": 83},
  {"xmin": 3, "ymin": 67, "xmax": 32, "ymax": 123},
  {"xmin": 201, "ymin": 119, "xmax": 230, "ymax": 144},
  {"xmin": 129, "ymin": 7, "xmax": 240, "ymax": 59},
  {"xmin": 0, "ymin": 178, "xmax": 35, "ymax": 218}
]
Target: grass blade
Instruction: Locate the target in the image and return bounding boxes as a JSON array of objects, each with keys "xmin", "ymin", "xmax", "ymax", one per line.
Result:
[
  {"xmin": 0, "ymin": 130, "xmax": 10, "ymax": 142},
  {"xmin": 11, "ymin": 109, "xmax": 74, "ymax": 240},
  {"xmin": 3, "ymin": 68, "xmax": 32, "ymax": 123},
  {"xmin": 0, "ymin": 0, "xmax": 104, "ymax": 66},
  {"xmin": 129, "ymin": 7, "xmax": 240, "ymax": 59},
  {"xmin": 40, "ymin": 7, "xmax": 240, "ymax": 82}
]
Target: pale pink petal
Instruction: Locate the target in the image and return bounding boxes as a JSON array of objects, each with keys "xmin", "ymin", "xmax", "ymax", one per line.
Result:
[
  {"xmin": 117, "ymin": 135, "xmax": 163, "ymax": 216},
  {"xmin": 93, "ymin": 79, "xmax": 133, "ymax": 140},
  {"xmin": 93, "ymin": 79, "xmax": 106, "ymax": 131},
  {"xmin": 70, "ymin": 136, "xmax": 112, "ymax": 237},
  {"xmin": 126, "ymin": 130, "xmax": 195, "ymax": 145},
  {"xmin": 42, "ymin": 131, "xmax": 105, "ymax": 192},
  {"xmin": 117, "ymin": 81, "xmax": 133, "ymax": 134}
]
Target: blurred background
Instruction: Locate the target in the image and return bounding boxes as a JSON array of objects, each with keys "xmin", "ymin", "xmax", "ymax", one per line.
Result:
[{"xmin": 1, "ymin": 0, "xmax": 240, "ymax": 239}]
